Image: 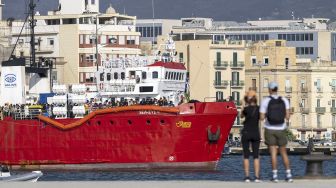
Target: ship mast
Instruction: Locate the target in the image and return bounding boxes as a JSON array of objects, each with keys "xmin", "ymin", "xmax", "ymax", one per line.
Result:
[{"xmin": 29, "ymin": 0, "xmax": 36, "ymax": 66}]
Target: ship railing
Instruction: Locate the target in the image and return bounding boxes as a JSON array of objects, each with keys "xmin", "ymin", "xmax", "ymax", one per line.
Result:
[{"xmin": 13, "ymin": 109, "xmax": 43, "ymax": 120}]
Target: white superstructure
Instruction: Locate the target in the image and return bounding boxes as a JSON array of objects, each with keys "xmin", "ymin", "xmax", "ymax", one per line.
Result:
[{"xmin": 95, "ymin": 36, "xmax": 187, "ymax": 105}]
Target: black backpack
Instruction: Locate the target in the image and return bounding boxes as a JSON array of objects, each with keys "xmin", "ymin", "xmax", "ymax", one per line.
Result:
[{"xmin": 266, "ymin": 96, "xmax": 286, "ymax": 125}]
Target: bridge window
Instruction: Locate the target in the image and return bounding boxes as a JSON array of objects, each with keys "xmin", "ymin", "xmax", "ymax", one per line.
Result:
[
  {"xmin": 152, "ymin": 71, "xmax": 158, "ymax": 79},
  {"xmin": 140, "ymin": 86, "xmax": 154, "ymax": 92},
  {"xmin": 107, "ymin": 73, "xmax": 111, "ymax": 81},
  {"xmin": 114, "ymin": 72, "xmax": 118, "ymax": 79},
  {"xmin": 142, "ymin": 72, "xmax": 147, "ymax": 79}
]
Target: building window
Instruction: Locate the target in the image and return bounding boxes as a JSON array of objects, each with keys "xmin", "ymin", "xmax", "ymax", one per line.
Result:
[
  {"xmin": 216, "ymin": 52, "xmax": 221, "ymax": 64},
  {"xmin": 263, "ymin": 57, "xmax": 269, "ymax": 65},
  {"xmin": 231, "ymin": 72, "xmax": 239, "ymax": 85},
  {"xmin": 215, "ymin": 71, "xmax": 221, "ymax": 84},
  {"xmin": 251, "ymin": 56, "xmax": 256, "ymax": 65},
  {"xmin": 216, "ymin": 91, "xmax": 224, "ymax": 101},
  {"xmin": 317, "ymin": 99, "xmax": 321, "ymax": 107},
  {"xmin": 121, "ymin": 72, "xmax": 125, "ymax": 80},
  {"xmin": 332, "ymin": 115, "xmax": 336, "ymax": 128},
  {"xmin": 152, "ymin": 71, "xmax": 158, "ymax": 79},
  {"xmin": 296, "ymin": 47, "xmax": 314, "ymax": 55},
  {"xmin": 86, "ymin": 54, "xmax": 94, "ymax": 62},
  {"xmin": 179, "ymin": 52, "xmax": 184, "ymax": 62},
  {"xmin": 91, "ymin": 0, "xmax": 95, "ymax": 4},
  {"xmin": 232, "ymin": 91, "xmax": 240, "ymax": 105},
  {"xmin": 47, "ymin": 38, "xmax": 54, "ymax": 46},
  {"xmin": 233, "ymin": 52, "xmax": 238, "ymax": 65},
  {"xmin": 285, "ymin": 58, "xmax": 289, "ymax": 69},
  {"xmin": 100, "ymin": 73, "xmax": 104, "ymax": 81},
  {"xmin": 315, "ymin": 79, "xmax": 322, "ymax": 91}
]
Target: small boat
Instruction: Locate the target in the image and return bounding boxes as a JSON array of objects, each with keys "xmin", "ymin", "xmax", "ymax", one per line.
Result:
[{"xmin": 0, "ymin": 165, "xmax": 43, "ymax": 182}]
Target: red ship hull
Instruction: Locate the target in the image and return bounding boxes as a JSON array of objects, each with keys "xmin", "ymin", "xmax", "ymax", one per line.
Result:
[{"xmin": 0, "ymin": 102, "xmax": 237, "ymax": 170}]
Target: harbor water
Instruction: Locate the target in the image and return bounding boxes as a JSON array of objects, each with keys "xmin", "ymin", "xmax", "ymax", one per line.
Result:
[{"xmin": 36, "ymin": 155, "xmax": 336, "ymax": 181}]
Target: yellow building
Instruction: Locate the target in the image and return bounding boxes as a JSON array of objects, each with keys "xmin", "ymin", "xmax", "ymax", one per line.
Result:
[
  {"xmin": 173, "ymin": 39, "xmax": 247, "ymax": 139},
  {"xmin": 245, "ymin": 40, "xmax": 336, "ymax": 141}
]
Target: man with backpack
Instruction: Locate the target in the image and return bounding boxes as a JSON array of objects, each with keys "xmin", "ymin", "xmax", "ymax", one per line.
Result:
[{"xmin": 260, "ymin": 81, "xmax": 293, "ymax": 183}]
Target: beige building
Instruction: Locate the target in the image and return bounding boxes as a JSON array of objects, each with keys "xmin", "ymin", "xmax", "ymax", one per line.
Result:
[
  {"xmin": 174, "ymin": 39, "xmax": 247, "ymax": 139},
  {"xmin": 245, "ymin": 40, "xmax": 336, "ymax": 141},
  {"xmin": 11, "ymin": 1, "xmax": 141, "ymax": 85}
]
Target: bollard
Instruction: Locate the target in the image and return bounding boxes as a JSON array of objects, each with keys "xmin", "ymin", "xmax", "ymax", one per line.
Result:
[
  {"xmin": 301, "ymin": 152, "xmax": 334, "ymax": 177},
  {"xmin": 301, "ymin": 138, "xmax": 334, "ymax": 178}
]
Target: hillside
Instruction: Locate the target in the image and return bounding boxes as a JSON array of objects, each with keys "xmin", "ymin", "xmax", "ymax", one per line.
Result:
[{"xmin": 3, "ymin": 0, "xmax": 336, "ymax": 22}]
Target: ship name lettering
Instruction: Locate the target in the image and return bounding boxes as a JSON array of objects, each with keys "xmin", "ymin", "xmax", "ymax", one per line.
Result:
[
  {"xmin": 176, "ymin": 121, "xmax": 192, "ymax": 128},
  {"xmin": 139, "ymin": 111, "xmax": 158, "ymax": 115}
]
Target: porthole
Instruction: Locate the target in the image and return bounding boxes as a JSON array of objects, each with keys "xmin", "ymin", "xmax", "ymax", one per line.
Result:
[
  {"xmin": 110, "ymin": 120, "xmax": 114, "ymax": 125},
  {"xmin": 160, "ymin": 119, "xmax": 165, "ymax": 125},
  {"xmin": 146, "ymin": 120, "xmax": 151, "ymax": 125},
  {"xmin": 87, "ymin": 121, "xmax": 91, "ymax": 126},
  {"xmin": 128, "ymin": 120, "xmax": 132, "ymax": 125},
  {"xmin": 97, "ymin": 121, "xmax": 101, "ymax": 125}
]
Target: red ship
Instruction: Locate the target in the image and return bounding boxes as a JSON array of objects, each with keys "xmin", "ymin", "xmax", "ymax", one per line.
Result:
[{"xmin": 0, "ymin": 102, "xmax": 237, "ymax": 170}]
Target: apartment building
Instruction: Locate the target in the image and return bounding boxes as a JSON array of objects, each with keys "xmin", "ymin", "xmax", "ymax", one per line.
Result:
[
  {"xmin": 173, "ymin": 39, "xmax": 247, "ymax": 139},
  {"xmin": 11, "ymin": 0, "xmax": 141, "ymax": 84},
  {"xmin": 172, "ymin": 17, "xmax": 334, "ymax": 61},
  {"xmin": 245, "ymin": 40, "xmax": 336, "ymax": 141}
]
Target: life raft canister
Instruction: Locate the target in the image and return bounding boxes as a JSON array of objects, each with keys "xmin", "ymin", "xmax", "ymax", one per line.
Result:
[{"xmin": 207, "ymin": 125, "xmax": 221, "ymax": 144}]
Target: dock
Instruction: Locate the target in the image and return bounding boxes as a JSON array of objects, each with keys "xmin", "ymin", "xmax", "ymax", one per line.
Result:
[
  {"xmin": 229, "ymin": 146, "xmax": 336, "ymax": 155},
  {"xmin": 1, "ymin": 180, "xmax": 335, "ymax": 188}
]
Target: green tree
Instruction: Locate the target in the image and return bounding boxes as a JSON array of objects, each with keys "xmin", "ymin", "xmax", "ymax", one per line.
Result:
[{"xmin": 285, "ymin": 129, "xmax": 296, "ymax": 141}]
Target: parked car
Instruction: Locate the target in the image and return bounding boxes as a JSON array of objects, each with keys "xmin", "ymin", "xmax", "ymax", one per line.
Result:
[{"xmin": 322, "ymin": 140, "xmax": 333, "ymax": 146}]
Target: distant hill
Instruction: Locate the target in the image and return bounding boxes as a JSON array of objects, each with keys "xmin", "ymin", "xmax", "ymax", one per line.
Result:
[{"xmin": 3, "ymin": 0, "xmax": 336, "ymax": 22}]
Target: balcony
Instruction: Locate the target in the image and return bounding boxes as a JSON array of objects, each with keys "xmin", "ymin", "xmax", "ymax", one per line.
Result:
[
  {"xmin": 231, "ymin": 80, "xmax": 245, "ymax": 88},
  {"xmin": 213, "ymin": 80, "xmax": 229, "ymax": 88},
  {"xmin": 316, "ymin": 87, "xmax": 323, "ymax": 93},
  {"xmin": 300, "ymin": 87, "xmax": 308, "ymax": 93},
  {"xmin": 285, "ymin": 87, "xmax": 292, "ymax": 93},
  {"xmin": 230, "ymin": 61, "xmax": 244, "ymax": 69},
  {"xmin": 300, "ymin": 108, "xmax": 310, "ymax": 114},
  {"xmin": 316, "ymin": 107, "xmax": 326, "ymax": 114},
  {"xmin": 36, "ymin": 46, "xmax": 54, "ymax": 54},
  {"xmin": 289, "ymin": 107, "xmax": 295, "ymax": 114},
  {"xmin": 331, "ymin": 107, "xmax": 336, "ymax": 114},
  {"xmin": 213, "ymin": 61, "xmax": 229, "ymax": 69}
]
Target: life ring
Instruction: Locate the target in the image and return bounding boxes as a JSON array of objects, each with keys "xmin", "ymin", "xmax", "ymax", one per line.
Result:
[
  {"xmin": 99, "ymin": 83, "xmax": 104, "ymax": 90},
  {"xmin": 207, "ymin": 125, "xmax": 221, "ymax": 144}
]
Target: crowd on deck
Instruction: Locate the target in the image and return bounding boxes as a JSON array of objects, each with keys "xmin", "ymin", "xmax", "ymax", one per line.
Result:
[{"xmin": 0, "ymin": 97, "xmax": 179, "ymax": 120}]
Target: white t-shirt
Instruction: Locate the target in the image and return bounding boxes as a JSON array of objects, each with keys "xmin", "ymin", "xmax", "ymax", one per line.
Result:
[{"xmin": 259, "ymin": 95, "xmax": 290, "ymax": 130}]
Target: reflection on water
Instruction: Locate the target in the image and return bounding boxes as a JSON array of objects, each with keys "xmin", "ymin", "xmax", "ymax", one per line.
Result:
[{"xmin": 37, "ymin": 155, "xmax": 336, "ymax": 181}]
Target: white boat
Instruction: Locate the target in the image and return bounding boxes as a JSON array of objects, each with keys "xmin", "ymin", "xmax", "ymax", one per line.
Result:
[
  {"xmin": 0, "ymin": 165, "xmax": 43, "ymax": 182},
  {"xmin": 94, "ymin": 35, "xmax": 187, "ymax": 105}
]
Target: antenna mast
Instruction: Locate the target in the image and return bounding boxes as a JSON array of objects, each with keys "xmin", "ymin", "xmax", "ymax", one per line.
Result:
[
  {"xmin": 152, "ymin": 0, "xmax": 155, "ymax": 47},
  {"xmin": 29, "ymin": 0, "xmax": 36, "ymax": 66}
]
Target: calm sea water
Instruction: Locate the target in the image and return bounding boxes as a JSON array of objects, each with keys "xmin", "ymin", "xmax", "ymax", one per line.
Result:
[{"xmin": 36, "ymin": 155, "xmax": 336, "ymax": 181}]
